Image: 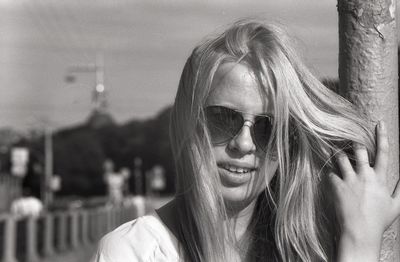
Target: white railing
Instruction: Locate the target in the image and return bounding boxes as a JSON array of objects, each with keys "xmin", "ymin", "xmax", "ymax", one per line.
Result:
[{"xmin": 0, "ymin": 203, "xmax": 142, "ymax": 262}]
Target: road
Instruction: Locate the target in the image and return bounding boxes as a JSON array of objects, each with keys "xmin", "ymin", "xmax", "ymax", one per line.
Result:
[{"xmin": 42, "ymin": 244, "xmax": 97, "ymax": 262}]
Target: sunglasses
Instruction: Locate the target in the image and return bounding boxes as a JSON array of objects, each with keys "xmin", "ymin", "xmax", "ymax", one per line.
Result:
[{"xmin": 204, "ymin": 105, "xmax": 273, "ymax": 152}]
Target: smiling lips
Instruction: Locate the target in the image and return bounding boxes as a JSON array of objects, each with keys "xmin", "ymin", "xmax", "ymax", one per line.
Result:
[
  {"xmin": 218, "ymin": 163, "xmax": 257, "ymax": 186},
  {"xmin": 220, "ymin": 163, "xmax": 256, "ymax": 174}
]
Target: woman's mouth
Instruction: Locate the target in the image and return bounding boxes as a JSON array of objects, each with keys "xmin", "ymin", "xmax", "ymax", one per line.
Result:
[
  {"xmin": 220, "ymin": 164, "xmax": 255, "ymax": 174},
  {"xmin": 218, "ymin": 163, "xmax": 257, "ymax": 186}
]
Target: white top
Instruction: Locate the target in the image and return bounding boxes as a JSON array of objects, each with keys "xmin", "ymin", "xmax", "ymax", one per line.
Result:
[{"xmin": 91, "ymin": 214, "xmax": 181, "ymax": 262}]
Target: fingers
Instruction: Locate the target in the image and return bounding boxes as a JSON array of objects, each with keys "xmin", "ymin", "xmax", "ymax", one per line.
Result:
[
  {"xmin": 392, "ymin": 178, "xmax": 400, "ymax": 215},
  {"xmin": 334, "ymin": 151, "xmax": 355, "ymax": 181},
  {"xmin": 374, "ymin": 121, "xmax": 389, "ymax": 175},
  {"xmin": 392, "ymin": 178, "xmax": 400, "ymax": 199},
  {"xmin": 353, "ymin": 143, "xmax": 370, "ymax": 172},
  {"xmin": 328, "ymin": 172, "xmax": 344, "ymax": 192},
  {"xmin": 332, "ymin": 121, "xmax": 388, "ymax": 182}
]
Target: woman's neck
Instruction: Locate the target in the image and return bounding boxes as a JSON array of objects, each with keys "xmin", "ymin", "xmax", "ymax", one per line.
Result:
[
  {"xmin": 226, "ymin": 200, "xmax": 257, "ymax": 242},
  {"xmin": 222, "ymin": 200, "xmax": 257, "ymax": 262}
]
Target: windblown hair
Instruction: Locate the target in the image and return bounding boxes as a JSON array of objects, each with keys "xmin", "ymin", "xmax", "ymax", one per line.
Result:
[{"xmin": 170, "ymin": 19, "xmax": 375, "ymax": 262}]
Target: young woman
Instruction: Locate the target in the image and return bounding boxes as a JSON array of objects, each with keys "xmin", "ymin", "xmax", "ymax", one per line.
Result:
[{"xmin": 92, "ymin": 19, "xmax": 400, "ymax": 262}]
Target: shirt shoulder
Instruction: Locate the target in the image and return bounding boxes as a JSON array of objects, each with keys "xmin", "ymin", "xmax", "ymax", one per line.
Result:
[{"xmin": 91, "ymin": 214, "xmax": 180, "ymax": 262}]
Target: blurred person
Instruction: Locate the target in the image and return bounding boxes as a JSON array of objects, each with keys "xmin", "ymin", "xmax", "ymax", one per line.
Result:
[
  {"xmin": 103, "ymin": 159, "xmax": 129, "ymax": 205},
  {"xmin": 120, "ymin": 167, "xmax": 131, "ymax": 196},
  {"xmin": 11, "ymin": 189, "xmax": 43, "ymax": 218},
  {"xmin": 105, "ymin": 171, "xmax": 126, "ymax": 205},
  {"xmin": 92, "ymin": 19, "xmax": 400, "ymax": 261},
  {"xmin": 103, "ymin": 159, "xmax": 120, "ymax": 205}
]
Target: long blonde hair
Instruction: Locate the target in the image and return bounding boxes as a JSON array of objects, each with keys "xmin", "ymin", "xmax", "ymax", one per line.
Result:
[{"xmin": 170, "ymin": 19, "xmax": 375, "ymax": 262}]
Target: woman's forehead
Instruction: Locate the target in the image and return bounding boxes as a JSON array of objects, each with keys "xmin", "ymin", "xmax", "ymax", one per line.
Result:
[{"xmin": 206, "ymin": 62, "xmax": 274, "ymax": 115}]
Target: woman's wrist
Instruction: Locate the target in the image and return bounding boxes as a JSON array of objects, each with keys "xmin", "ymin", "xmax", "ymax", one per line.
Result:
[{"xmin": 337, "ymin": 230, "xmax": 382, "ymax": 262}]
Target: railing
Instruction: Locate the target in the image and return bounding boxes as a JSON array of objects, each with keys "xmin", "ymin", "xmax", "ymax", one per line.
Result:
[{"xmin": 0, "ymin": 203, "xmax": 143, "ymax": 262}]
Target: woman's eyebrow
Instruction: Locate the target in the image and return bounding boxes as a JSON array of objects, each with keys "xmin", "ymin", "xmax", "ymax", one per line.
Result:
[{"xmin": 205, "ymin": 104, "xmax": 273, "ymax": 117}]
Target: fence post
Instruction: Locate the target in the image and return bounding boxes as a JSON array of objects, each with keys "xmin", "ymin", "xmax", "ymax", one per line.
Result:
[
  {"xmin": 88, "ymin": 210, "xmax": 95, "ymax": 241},
  {"xmin": 57, "ymin": 212, "xmax": 67, "ymax": 251},
  {"xmin": 114, "ymin": 207, "xmax": 118, "ymax": 228},
  {"xmin": 1, "ymin": 215, "xmax": 17, "ymax": 262},
  {"xmin": 119, "ymin": 207, "xmax": 124, "ymax": 224},
  {"xmin": 95, "ymin": 208, "xmax": 103, "ymax": 240},
  {"xmin": 43, "ymin": 213, "xmax": 54, "ymax": 257},
  {"xmin": 106, "ymin": 207, "xmax": 112, "ymax": 232},
  {"xmin": 26, "ymin": 217, "xmax": 39, "ymax": 262},
  {"xmin": 115, "ymin": 207, "xmax": 121, "ymax": 226},
  {"xmin": 92, "ymin": 209, "xmax": 98, "ymax": 241},
  {"xmin": 113, "ymin": 207, "xmax": 117, "ymax": 228},
  {"xmin": 70, "ymin": 211, "xmax": 79, "ymax": 249},
  {"xmin": 81, "ymin": 210, "xmax": 89, "ymax": 245},
  {"xmin": 108, "ymin": 207, "xmax": 114, "ymax": 231}
]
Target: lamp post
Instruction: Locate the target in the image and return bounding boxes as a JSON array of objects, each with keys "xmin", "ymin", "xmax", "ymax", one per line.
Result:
[
  {"xmin": 43, "ymin": 126, "xmax": 53, "ymax": 208},
  {"xmin": 29, "ymin": 118, "xmax": 55, "ymax": 209},
  {"xmin": 65, "ymin": 53, "xmax": 108, "ymax": 113}
]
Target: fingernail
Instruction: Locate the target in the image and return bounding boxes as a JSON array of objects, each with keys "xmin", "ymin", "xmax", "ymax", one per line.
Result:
[{"xmin": 379, "ymin": 120, "xmax": 385, "ymax": 130}]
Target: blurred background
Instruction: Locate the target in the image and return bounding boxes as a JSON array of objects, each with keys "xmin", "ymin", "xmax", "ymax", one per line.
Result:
[{"xmin": 0, "ymin": 1, "xmax": 398, "ymax": 261}]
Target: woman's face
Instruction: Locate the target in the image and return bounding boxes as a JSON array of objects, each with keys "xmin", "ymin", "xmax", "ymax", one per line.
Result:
[{"xmin": 206, "ymin": 62, "xmax": 278, "ymax": 207}]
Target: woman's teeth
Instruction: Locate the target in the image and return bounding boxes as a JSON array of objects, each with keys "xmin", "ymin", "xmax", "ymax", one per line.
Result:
[{"xmin": 222, "ymin": 164, "xmax": 253, "ymax": 174}]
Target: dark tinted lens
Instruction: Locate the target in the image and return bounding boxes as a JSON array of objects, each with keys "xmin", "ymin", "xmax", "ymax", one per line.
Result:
[
  {"xmin": 253, "ymin": 116, "xmax": 273, "ymax": 151},
  {"xmin": 205, "ymin": 106, "xmax": 243, "ymax": 144}
]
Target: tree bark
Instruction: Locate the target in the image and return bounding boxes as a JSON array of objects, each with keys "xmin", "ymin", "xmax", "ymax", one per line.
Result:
[{"xmin": 338, "ymin": 0, "xmax": 399, "ymax": 261}]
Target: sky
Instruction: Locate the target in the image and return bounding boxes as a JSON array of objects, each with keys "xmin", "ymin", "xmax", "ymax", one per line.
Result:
[{"xmin": 0, "ymin": 0, "xmax": 352, "ymax": 131}]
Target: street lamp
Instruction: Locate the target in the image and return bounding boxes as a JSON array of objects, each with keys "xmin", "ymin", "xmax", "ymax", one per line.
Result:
[
  {"xmin": 64, "ymin": 53, "xmax": 108, "ymax": 113},
  {"xmin": 26, "ymin": 118, "xmax": 56, "ymax": 209},
  {"xmin": 43, "ymin": 126, "xmax": 53, "ymax": 207}
]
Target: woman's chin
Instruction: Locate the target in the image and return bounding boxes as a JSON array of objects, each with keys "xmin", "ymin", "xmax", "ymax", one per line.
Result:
[
  {"xmin": 218, "ymin": 167, "xmax": 264, "ymax": 206},
  {"xmin": 221, "ymin": 186, "xmax": 260, "ymax": 209}
]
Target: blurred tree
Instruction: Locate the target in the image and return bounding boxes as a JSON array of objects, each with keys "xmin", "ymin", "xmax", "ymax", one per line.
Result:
[
  {"xmin": 18, "ymin": 105, "xmax": 177, "ymax": 197},
  {"xmin": 140, "ymin": 107, "xmax": 175, "ymax": 193},
  {"xmin": 117, "ymin": 106, "xmax": 175, "ymax": 194},
  {"xmin": 54, "ymin": 126, "xmax": 106, "ymax": 196}
]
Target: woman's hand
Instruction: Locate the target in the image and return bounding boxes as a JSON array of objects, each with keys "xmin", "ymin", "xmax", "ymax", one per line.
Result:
[{"xmin": 329, "ymin": 121, "xmax": 400, "ymax": 261}]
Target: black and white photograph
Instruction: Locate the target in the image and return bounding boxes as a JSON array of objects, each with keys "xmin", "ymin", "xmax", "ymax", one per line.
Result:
[{"xmin": 0, "ymin": 1, "xmax": 399, "ymax": 261}]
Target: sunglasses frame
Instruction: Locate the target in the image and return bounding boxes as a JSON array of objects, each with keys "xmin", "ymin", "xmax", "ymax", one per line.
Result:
[{"xmin": 204, "ymin": 105, "xmax": 274, "ymax": 152}]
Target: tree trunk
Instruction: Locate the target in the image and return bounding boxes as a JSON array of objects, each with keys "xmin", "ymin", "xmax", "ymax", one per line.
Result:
[{"xmin": 338, "ymin": 0, "xmax": 399, "ymax": 261}]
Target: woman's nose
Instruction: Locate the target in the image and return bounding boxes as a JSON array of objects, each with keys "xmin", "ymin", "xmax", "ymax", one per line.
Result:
[{"xmin": 228, "ymin": 122, "xmax": 256, "ymax": 154}]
